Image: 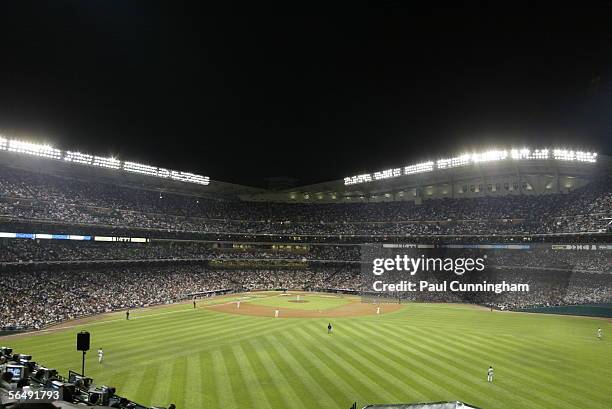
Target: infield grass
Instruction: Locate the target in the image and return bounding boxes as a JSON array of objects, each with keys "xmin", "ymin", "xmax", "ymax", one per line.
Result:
[
  {"xmin": 3, "ymin": 293, "xmax": 611, "ymax": 409},
  {"xmin": 248, "ymin": 292, "xmax": 352, "ymax": 310}
]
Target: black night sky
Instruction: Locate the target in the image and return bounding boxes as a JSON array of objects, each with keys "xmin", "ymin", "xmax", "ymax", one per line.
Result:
[{"xmin": 1, "ymin": 2, "xmax": 611, "ymax": 187}]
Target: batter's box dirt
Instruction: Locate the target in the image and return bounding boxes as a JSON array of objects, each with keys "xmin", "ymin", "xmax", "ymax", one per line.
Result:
[{"xmin": 208, "ymin": 300, "xmax": 402, "ymax": 318}]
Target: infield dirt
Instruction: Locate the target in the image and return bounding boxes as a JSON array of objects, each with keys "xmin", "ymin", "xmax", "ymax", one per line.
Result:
[{"xmin": 208, "ymin": 298, "xmax": 401, "ymax": 318}]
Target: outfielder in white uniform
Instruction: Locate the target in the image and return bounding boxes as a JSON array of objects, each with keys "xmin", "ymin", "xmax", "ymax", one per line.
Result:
[
  {"xmin": 98, "ymin": 348, "xmax": 104, "ymax": 364},
  {"xmin": 597, "ymin": 327, "xmax": 602, "ymax": 340},
  {"xmin": 487, "ymin": 366, "xmax": 494, "ymax": 382}
]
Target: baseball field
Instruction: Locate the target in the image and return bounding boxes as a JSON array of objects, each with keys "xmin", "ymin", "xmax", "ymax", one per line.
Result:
[{"xmin": 3, "ymin": 291, "xmax": 611, "ymax": 409}]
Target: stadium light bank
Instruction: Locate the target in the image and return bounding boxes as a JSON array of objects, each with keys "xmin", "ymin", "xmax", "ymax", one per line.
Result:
[
  {"xmin": 0, "ymin": 135, "xmax": 210, "ymax": 186},
  {"xmin": 344, "ymin": 148, "xmax": 598, "ymax": 186}
]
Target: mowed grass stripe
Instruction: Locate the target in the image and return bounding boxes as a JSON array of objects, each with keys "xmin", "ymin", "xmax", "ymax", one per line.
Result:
[
  {"xmin": 132, "ymin": 364, "xmax": 163, "ymax": 405},
  {"xmin": 344, "ymin": 320, "xmax": 503, "ymax": 408},
  {"xmin": 5, "ymin": 298, "xmax": 611, "ymax": 409},
  {"xmin": 391, "ymin": 324, "xmax": 562, "ymax": 409},
  {"xmin": 418, "ymin": 325, "xmax": 608, "ymax": 406},
  {"xmin": 402, "ymin": 325, "xmax": 579, "ymax": 409},
  {"xmin": 166, "ymin": 355, "xmax": 187, "ymax": 409},
  {"xmin": 106, "ymin": 370, "xmax": 136, "ymax": 401},
  {"xmin": 78, "ymin": 314, "xmax": 305, "ymax": 370},
  {"xmin": 222, "ymin": 345, "xmax": 255, "ymax": 408},
  {"xmin": 292, "ymin": 324, "xmax": 402, "ymax": 403},
  {"xmin": 280, "ymin": 331, "xmax": 362, "ymax": 404},
  {"xmin": 263, "ymin": 334, "xmax": 346, "ymax": 408},
  {"xmin": 259, "ymin": 336, "xmax": 331, "ymax": 407},
  {"xmin": 231, "ymin": 344, "xmax": 274, "ymax": 409},
  {"xmin": 476, "ymin": 328, "xmax": 612, "ymax": 379},
  {"xmin": 250, "ymin": 339, "xmax": 309, "ymax": 409},
  {"xmin": 184, "ymin": 351, "xmax": 204, "ymax": 409},
  {"xmin": 334, "ymin": 321, "xmax": 455, "ymax": 403},
  {"xmin": 358, "ymin": 320, "xmax": 541, "ymax": 409},
  {"xmin": 79, "ymin": 309, "xmax": 270, "ymax": 352},
  {"xmin": 211, "ymin": 349, "xmax": 238, "ymax": 409},
  {"xmin": 82, "ymin": 313, "xmax": 270, "ymax": 354},
  {"xmin": 240, "ymin": 341, "xmax": 289, "ymax": 408},
  {"xmin": 454, "ymin": 328, "xmax": 610, "ymax": 402},
  {"xmin": 317, "ymin": 326, "xmax": 431, "ymax": 403},
  {"xmin": 148, "ymin": 361, "xmax": 174, "ymax": 407},
  {"xmin": 16, "ymin": 310, "xmax": 248, "ymax": 356},
  {"xmin": 282, "ymin": 329, "xmax": 382, "ymax": 405},
  {"xmin": 199, "ymin": 351, "xmax": 217, "ymax": 408}
]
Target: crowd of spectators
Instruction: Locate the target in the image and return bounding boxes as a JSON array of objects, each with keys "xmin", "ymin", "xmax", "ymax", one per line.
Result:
[
  {"xmin": 471, "ymin": 268, "xmax": 612, "ymax": 310},
  {"xmin": 0, "ymin": 165, "xmax": 610, "ymax": 331},
  {"xmin": 0, "ymin": 239, "xmax": 360, "ymax": 263},
  {"xmin": 0, "ymin": 165, "xmax": 610, "ymax": 236},
  {"xmin": 0, "ymin": 265, "xmax": 359, "ymax": 330},
  {"xmin": 1, "ymin": 259, "xmax": 609, "ymax": 330},
  {"xmin": 488, "ymin": 248, "xmax": 611, "ymax": 274},
  {"xmin": 2, "ymin": 239, "xmax": 610, "ymax": 274}
]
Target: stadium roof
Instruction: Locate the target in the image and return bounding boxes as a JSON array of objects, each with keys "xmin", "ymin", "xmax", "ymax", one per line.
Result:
[{"xmin": 0, "ymin": 136, "xmax": 609, "ymax": 201}]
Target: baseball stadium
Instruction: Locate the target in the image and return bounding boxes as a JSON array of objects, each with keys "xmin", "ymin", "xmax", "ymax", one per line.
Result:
[{"xmin": 0, "ymin": 140, "xmax": 610, "ymax": 408}]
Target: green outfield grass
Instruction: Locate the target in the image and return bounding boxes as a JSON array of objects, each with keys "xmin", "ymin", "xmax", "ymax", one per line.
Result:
[{"xmin": 3, "ymin": 294, "xmax": 611, "ymax": 409}]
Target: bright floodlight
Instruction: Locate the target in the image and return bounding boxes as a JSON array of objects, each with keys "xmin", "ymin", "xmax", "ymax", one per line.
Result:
[
  {"xmin": 405, "ymin": 161, "xmax": 434, "ymax": 175},
  {"xmin": 170, "ymin": 171, "xmax": 210, "ymax": 185},
  {"xmin": 8, "ymin": 140, "xmax": 61, "ymax": 160},
  {"xmin": 124, "ymin": 161, "xmax": 159, "ymax": 176},
  {"xmin": 65, "ymin": 151, "xmax": 94, "ymax": 165},
  {"xmin": 554, "ymin": 149, "xmax": 597, "ymax": 163},
  {"xmin": 344, "ymin": 174, "xmax": 373, "ymax": 185},
  {"xmin": 0, "ymin": 136, "xmax": 209, "ymax": 186},
  {"xmin": 344, "ymin": 146, "xmax": 598, "ymax": 185},
  {"xmin": 92, "ymin": 156, "xmax": 121, "ymax": 169},
  {"xmin": 471, "ymin": 150, "xmax": 508, "ymax": 163},
  {"xmin": 373, "ymin": 168, "xmax": 401, "ymax": 181}
]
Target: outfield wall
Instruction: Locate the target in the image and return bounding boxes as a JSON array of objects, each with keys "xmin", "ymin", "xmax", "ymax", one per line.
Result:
[{"xmin": 516, "ymin": 303, "xmax": 612, "ymax": 318}]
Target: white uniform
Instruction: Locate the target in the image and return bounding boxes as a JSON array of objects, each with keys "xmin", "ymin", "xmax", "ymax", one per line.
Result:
[
  {"xmin": 274, "ymin": 310, "xmax": 279, "ymax": 318},
  {"xmin": 237, "ymin": 301, "xmax": 240, "ymax": 309},
  {"xmin": 98, "ymin": 349, "xmax": 103, "ymax": 363},
  {"xmin": 598, "ymin": 328, "xmax": 602, "ymax": 339},
  {"xmin": 487, "ymin": 367, "xmax": 494, "ymax": 382},
  {"xmin": 376, "ymin": 306, "xmax": 381, "ymax": 315}
]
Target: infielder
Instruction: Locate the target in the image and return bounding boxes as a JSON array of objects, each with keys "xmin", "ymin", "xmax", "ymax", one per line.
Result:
[{"xmin": 275, "ymin": 309, "xmax": 279, "ymax": 318}]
